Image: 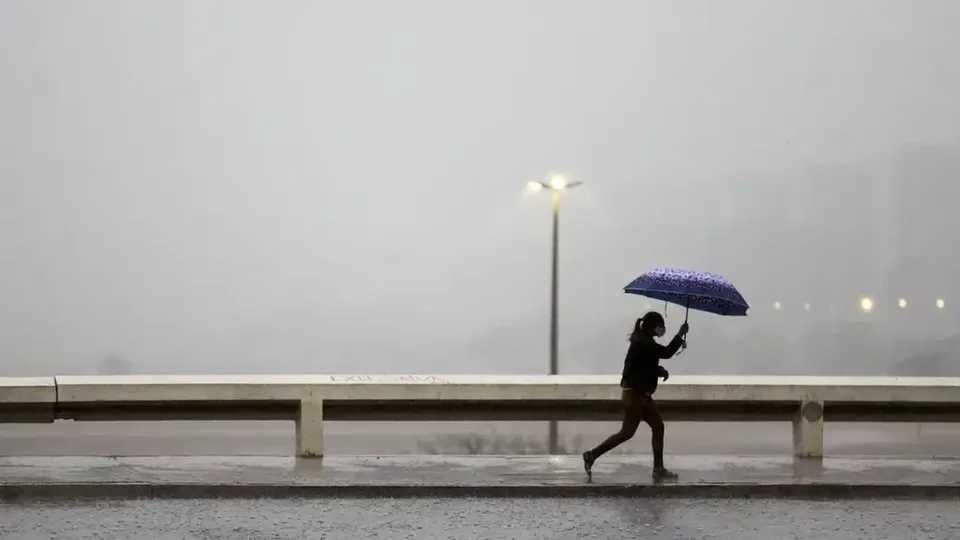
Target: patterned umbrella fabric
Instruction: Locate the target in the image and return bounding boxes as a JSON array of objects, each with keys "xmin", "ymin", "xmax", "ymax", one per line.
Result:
[{"xmin": 623, "ymin": 268, "xmax": 750, "ymax": 319}]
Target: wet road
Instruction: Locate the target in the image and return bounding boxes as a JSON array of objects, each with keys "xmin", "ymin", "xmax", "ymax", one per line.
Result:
[
  {"xmin": 2, "ymin": 423, "xmax": 958, "ymax": 539},
  {"xmin": 2, "ymin": 421, "xmax": 960, "ymax": 457},
  {"xmin": 3, "ymin": 454, "xmax": 960, "ymax": 501},
  {"xmin": 2, "ymin": 498, "xmax": 958, "ymax": 540}
]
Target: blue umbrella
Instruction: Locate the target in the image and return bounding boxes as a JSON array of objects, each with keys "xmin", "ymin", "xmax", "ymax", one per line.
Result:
[{"xmin": 623, "ymin": 268, "xmax": 750, "ymax": 323}]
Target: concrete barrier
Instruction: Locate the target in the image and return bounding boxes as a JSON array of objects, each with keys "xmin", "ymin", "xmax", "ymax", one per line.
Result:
[
  {"xmin": 41, "ymin": 375, "xmax": 960, "ymax": 459},
  {"xmin": 0, "ymin": 377, "xmax": 57, "ymax": 423}
]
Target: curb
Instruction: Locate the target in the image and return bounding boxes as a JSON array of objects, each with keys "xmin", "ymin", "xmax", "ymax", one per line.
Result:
[{"xmin": 2, "ymin": 483, "xmax": 960, "ymax": 501}]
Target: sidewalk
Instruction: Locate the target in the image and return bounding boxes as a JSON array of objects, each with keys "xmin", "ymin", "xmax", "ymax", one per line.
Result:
[{"xmin": 2, "ymin": 455, "xmax": 959, "ymax": 500}]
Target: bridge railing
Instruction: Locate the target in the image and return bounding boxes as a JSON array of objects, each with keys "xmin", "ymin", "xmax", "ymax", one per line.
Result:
[{"xmin": 3, "ymin": 374, "xmax": 960, "ymax": 459}]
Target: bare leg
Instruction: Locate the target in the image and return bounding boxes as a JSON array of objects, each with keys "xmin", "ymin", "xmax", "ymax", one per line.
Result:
[
  {"xmin": 643, "ymin": 398, "xmax": 677, "ymax": 479},
  {"xmin": 583, "ymin": 390, "xmax": 645, "ymax": 479}
]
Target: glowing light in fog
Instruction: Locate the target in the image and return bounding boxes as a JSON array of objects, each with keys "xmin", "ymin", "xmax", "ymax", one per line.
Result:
[
  {"xmin": 525, "ymin": 181, "xmax": 544, "ymax": 193},
  {"xmin": 548, "ymin": 175, "xmax": 569, "ymax": 190}
]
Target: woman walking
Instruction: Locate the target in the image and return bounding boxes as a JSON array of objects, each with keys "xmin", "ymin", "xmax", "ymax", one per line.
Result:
[{"xmin": 582, "ymin": 311, "xmax": 688, "ymax": 480}]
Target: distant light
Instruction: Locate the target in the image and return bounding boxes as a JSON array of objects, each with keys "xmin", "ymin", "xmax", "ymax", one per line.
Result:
[
  {"xmin": 898, "ymin": 298, "xmax": 908, "ymax": 309},
  {"xmin": 526, "ymin": 181, "xmax": 544, "ymax": 193},
  {"xmin": 642, "ymin": 302, "xmax": 652, "ymax": 311},
  {"xmin": 773, "ymin": 301, "xmax": 781, "ymax": 310},
  {"xmin": 860, "ymin": 297, "xmax": 874, "ymax": 313},
  {"xmin": 549, "ymin": 175, "xmax": 569, "ymax": 190},
  {"xmin": 803, "ymin": 303, "xmax": 811, "ymax": 312},
  {"xmin": 936, "ymin": 298, "xmax": 946, "ymax": 309}
]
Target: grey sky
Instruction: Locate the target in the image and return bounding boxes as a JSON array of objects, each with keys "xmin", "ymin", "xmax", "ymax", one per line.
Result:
[{"xmin": 2, "ymin": 1, "xmax": 958, "ymax": 375}]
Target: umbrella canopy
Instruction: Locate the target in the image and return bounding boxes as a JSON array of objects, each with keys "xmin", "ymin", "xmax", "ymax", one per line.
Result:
[{"xmin": 623, "ymin": 267, "xmax": 750, "ymax": 318}]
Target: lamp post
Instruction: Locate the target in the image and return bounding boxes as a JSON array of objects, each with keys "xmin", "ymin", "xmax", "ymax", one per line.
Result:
[{"xmin": 527, "ymin": 175, "xmax": 583, "ymax": 454}]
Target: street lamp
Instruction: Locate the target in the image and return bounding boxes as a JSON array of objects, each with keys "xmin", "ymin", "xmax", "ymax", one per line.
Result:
[
  {"xmin": 527, "ymin": 174, "xmax": 583, "ymax": 455},
  {"xmin": 859, "ymin": 297, "xmax": 874, "ymax": 313}
]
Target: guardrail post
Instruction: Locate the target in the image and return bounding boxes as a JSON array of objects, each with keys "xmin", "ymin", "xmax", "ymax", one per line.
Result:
[
  {"xmin": 296, "ymin": 399, "xmax": 324, "ymax": 458},
  {"xmin": 792, "ymin": 400, "xmax": 824, "ymax": 459}
]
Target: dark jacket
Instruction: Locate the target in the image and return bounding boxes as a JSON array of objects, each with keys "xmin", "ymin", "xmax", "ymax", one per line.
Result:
[{"xmin": 620, "ymin": 333, "xmax": 684, "ymax": 393}]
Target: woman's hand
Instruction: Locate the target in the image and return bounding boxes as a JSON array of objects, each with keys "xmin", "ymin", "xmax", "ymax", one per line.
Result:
[
  {"xmin": 658, "ymin": 366, "xmax": 670, "ymax": 381},
  {"xmin": 678, "ymin": 322, "xmax": 690, "ymax": 336}
]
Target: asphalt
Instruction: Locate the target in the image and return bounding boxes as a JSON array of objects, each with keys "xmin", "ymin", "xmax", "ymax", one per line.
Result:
[
  {"xmin": 4, "ymin": 498, "xmax": 959, "ymax": 540},
  {"xmin": 2, "ymin": 454, "xmax": 959, "ymax": 500}
]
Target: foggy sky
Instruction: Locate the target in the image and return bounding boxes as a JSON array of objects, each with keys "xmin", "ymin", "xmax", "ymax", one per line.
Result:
[{"xmin": 2, "ymin": 1, "xmax": 959, "ymax": 376}]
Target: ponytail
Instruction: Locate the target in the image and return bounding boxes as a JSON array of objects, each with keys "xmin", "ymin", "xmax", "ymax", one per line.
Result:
[{"xmin": 629, "ymin": 311, "xmax": 665, "ymax": 342}]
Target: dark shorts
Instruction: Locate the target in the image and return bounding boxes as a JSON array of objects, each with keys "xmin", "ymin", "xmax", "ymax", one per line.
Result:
[
  {"xmin": 621, "ymin": 387, "xmax": 653, "ymax": 399},
  {"xmin": 621, "ymin": 387, "xmax": 653, "ymax": 414}
]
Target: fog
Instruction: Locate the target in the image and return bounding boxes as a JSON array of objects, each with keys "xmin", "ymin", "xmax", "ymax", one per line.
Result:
[{"xmin": 2, "ymin": 0, "xmax": 958, "ymax": 379}]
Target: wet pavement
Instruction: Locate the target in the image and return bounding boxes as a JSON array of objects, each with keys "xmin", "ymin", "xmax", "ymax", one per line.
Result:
[
  {"xmin": 2, "ymin": 455, "xmax": 960, "ymax": 499},
  {"xmin": 2, "ymin": 498, "xmax": 959, "ymax": 540},
  {"xmin": 4, "ymin": 420, "xmax": 960, "ymax": 457},
  {"xmin": 3, "ymin": 455, "xmax": 959, "ymax": 538}
]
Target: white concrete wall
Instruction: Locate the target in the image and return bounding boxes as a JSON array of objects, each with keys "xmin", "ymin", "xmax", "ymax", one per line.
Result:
[
  {"xmin": 0, "ymin": 377, "xmax": 57, "ymax": 404},
  {"xmin": 53, "ymin": 374, "xmax": 960, "ymax": 404},
  {"xmin": 0, "ymin": 377, "xmax": 58, "ymax": 423},
  {"xmin": 55, "ymin": 375, "xmax": 319, "ymax": 403},
  {"xmin": 16, "ymin": 375, "xmax": 960, "ymax": 459}
]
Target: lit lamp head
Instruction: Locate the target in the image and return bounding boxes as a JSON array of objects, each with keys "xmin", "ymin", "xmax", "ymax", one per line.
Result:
[
  {"xmin": 936, "ymin": 298, "xmax": 946, "ymax": 309},
  {"xmin": 548, "ymin": 175, "xmax": 569, "ymax": 190},
  {"xmin": 526, "ymin": 175, "xmax": 583, "ymax": 194},
  {"xmin": 859, "ymin": 297, "xmax": 874, "ymax": 313}
]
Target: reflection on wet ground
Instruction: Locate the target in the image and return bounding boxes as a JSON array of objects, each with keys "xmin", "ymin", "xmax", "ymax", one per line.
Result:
[{"xmin": 3, "ymin": 498, "xmax": 959, "ymax": 540}]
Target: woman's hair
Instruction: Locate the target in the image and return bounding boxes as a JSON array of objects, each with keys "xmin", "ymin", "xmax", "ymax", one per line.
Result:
[{"xmin": 629, "ymin": 311, "xmax": 665, "ymax": 342}]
